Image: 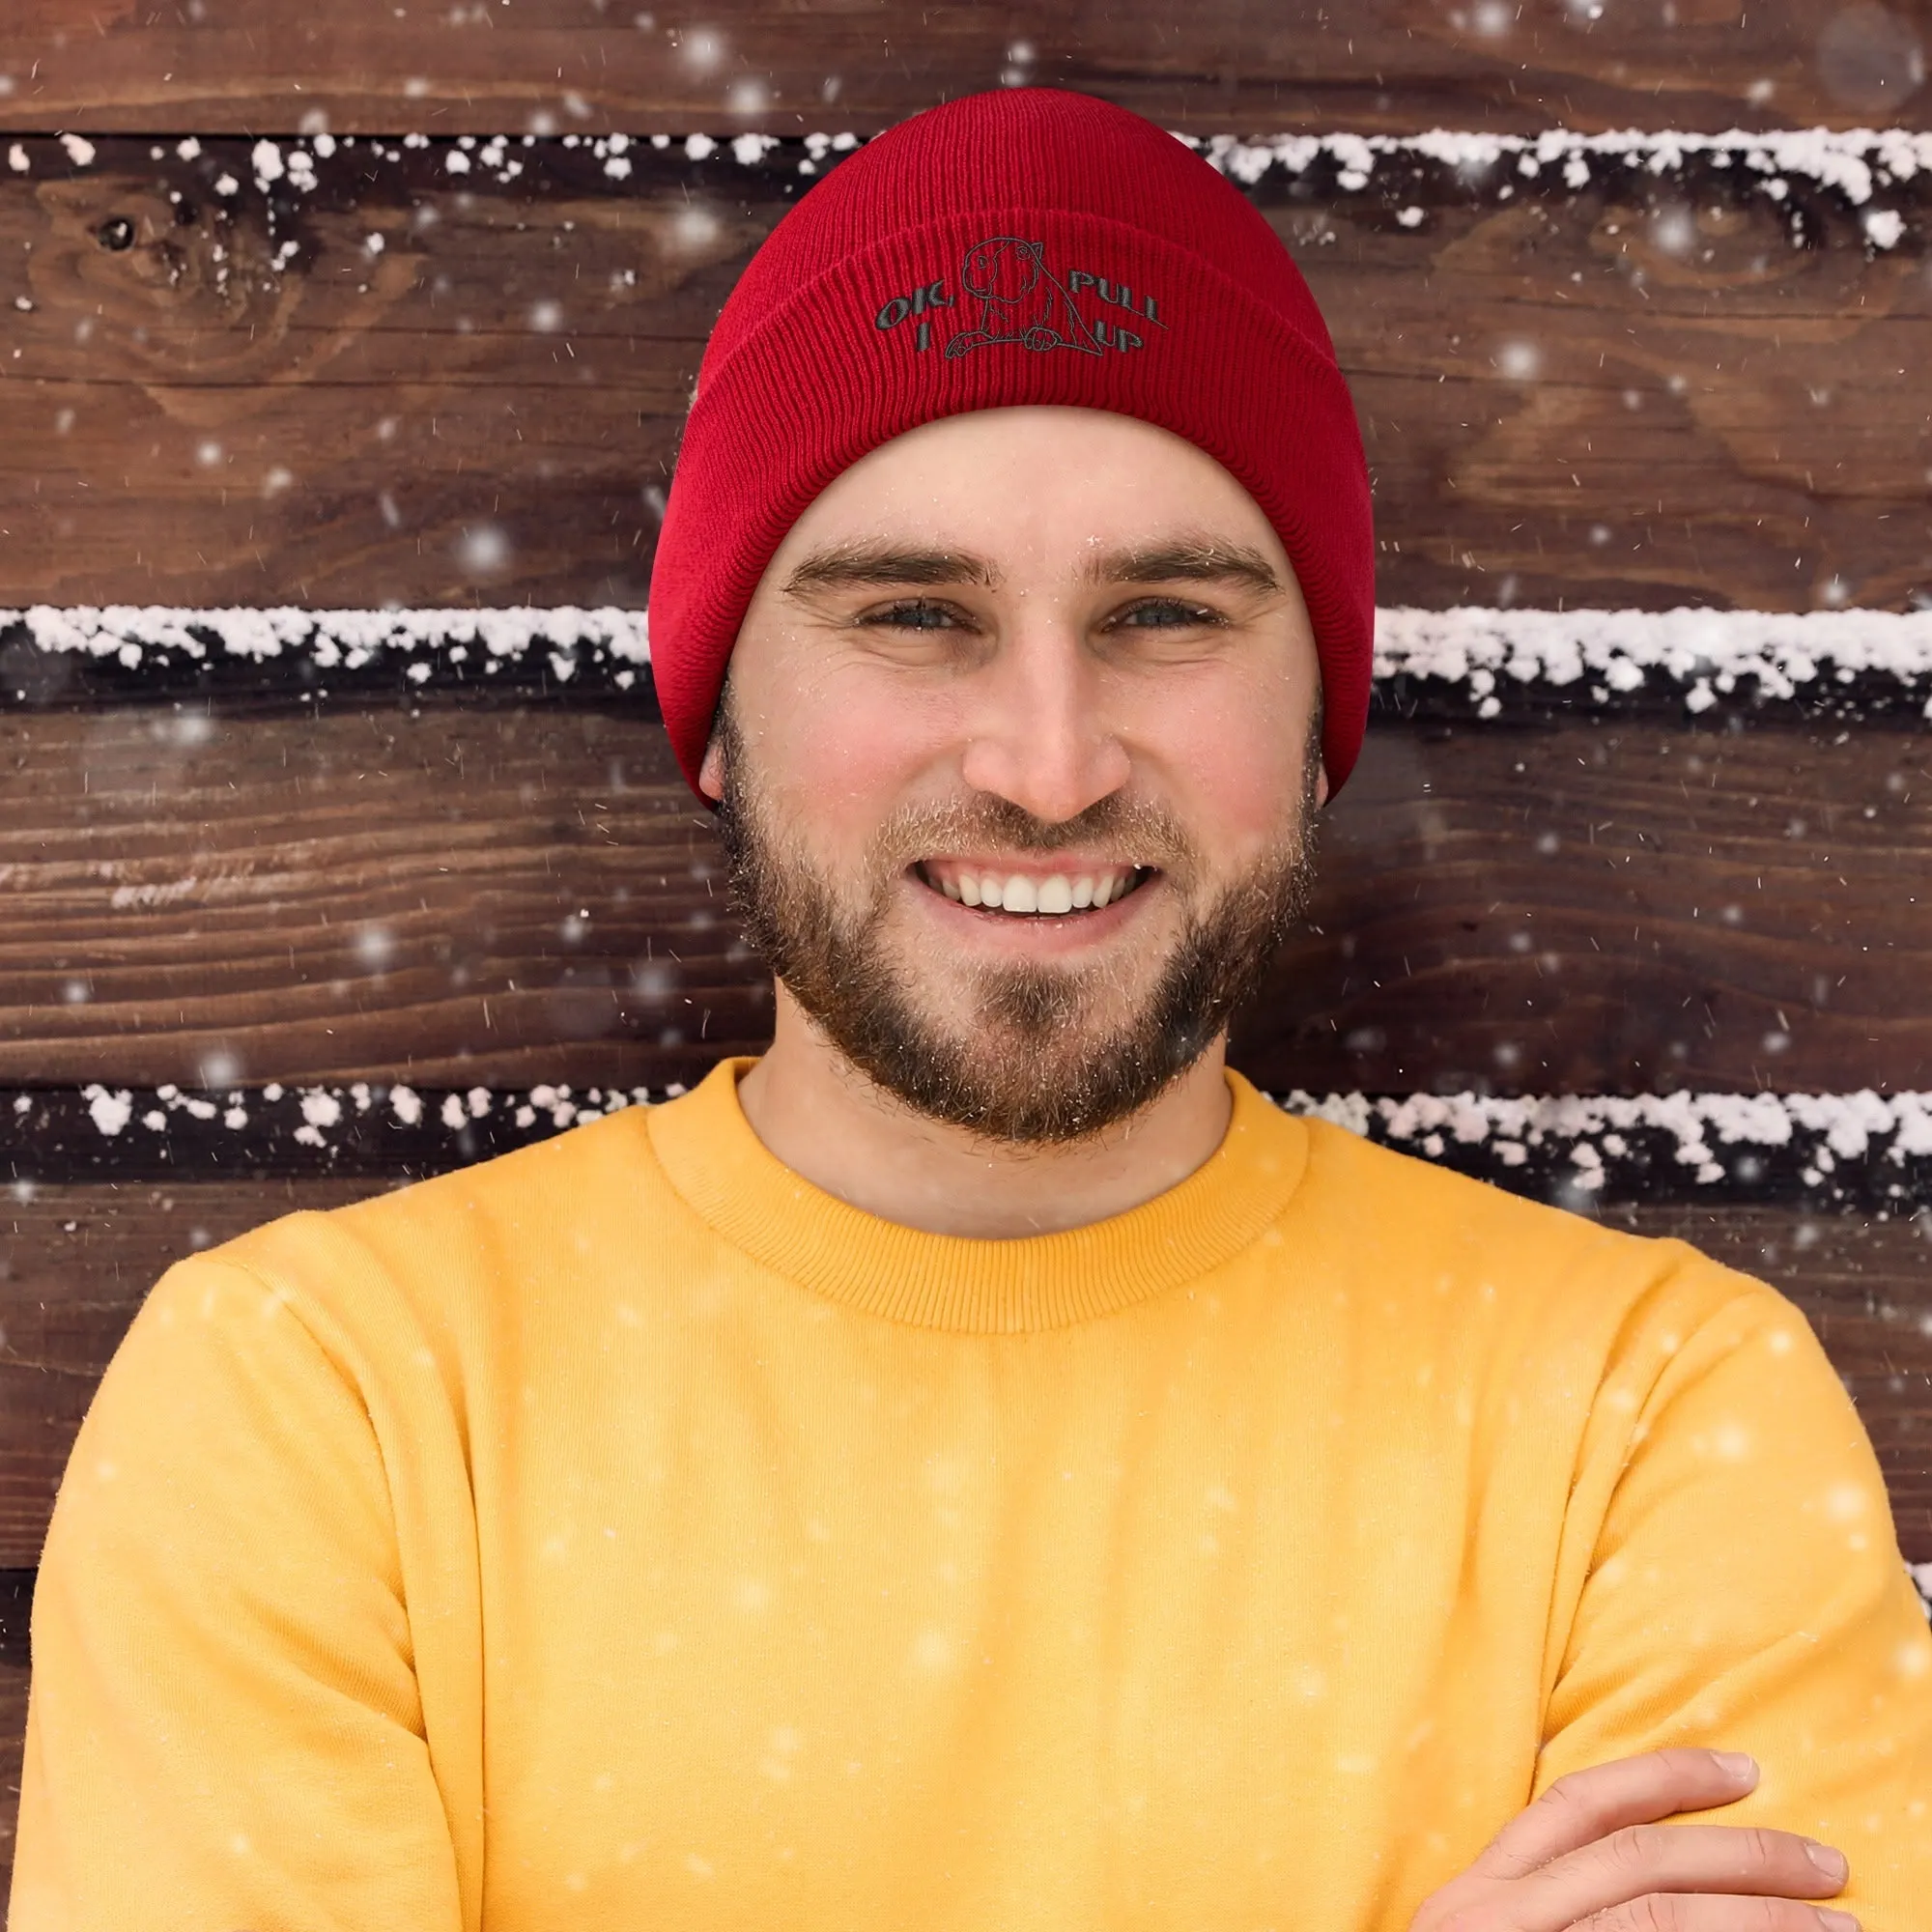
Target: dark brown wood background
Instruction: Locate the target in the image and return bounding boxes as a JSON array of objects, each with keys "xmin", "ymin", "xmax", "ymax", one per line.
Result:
[
  {"xmin": 3, "ymin": 0, "xmax": 1929, "ymax": 136},
  {"xmin": 4, "ymin": 128, "xmax": 1930, "ymax": 611},
  {"xmin": 2, "ymin": 0, "xmax": 1930, "ymax": 1897}
]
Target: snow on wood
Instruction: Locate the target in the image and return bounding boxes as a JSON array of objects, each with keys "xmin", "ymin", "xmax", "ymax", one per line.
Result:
[
  {"xmin": 12, "ymin": 1078, "xmax": 1931, "ymax": 1214},
  {"xmin": 10, "ymin": 606, "xmax": 1932, "ymax": 718}
]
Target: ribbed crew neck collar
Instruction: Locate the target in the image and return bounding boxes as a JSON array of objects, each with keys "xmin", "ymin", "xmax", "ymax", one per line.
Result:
[{"xmin": 643, "ymin": 1057, "xmax": 1309, "ymax": 1334}]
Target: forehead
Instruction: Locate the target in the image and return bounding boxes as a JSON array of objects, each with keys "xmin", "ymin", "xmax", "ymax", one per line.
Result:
[{"xmin": 766, "ymin": 405, "xmax": 1289, "ymax": 580}]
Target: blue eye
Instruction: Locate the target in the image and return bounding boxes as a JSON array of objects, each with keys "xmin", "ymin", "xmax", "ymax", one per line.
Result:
[
  {"xmin": 864, "ymin": 600, "xmax": 958, "ymax": 629},
  {"xmin": 1118, "ymin": 598, "xmax": 1217, "ymax": 628}
]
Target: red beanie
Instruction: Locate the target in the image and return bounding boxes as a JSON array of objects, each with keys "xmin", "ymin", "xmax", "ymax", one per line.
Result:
[{"xmin": 647, "ymin": 87, "xmax": 1376, "ymax": 799}]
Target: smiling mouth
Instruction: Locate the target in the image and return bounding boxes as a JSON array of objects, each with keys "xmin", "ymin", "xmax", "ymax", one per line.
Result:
[{"xmin": 913, "ymin": 860, "xmax": 1156, "ymax": 917}]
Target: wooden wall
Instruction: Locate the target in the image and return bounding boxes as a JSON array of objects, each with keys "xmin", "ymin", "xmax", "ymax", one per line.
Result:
[{"xmin": 3, "ymin": 0, "xmax": 1931, "ymax": 1892}]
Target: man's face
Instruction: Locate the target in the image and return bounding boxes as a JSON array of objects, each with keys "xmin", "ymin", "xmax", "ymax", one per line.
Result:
[{"xmin": 702, "ymin": 405, "xmax": 1326, "ymax": 1146}]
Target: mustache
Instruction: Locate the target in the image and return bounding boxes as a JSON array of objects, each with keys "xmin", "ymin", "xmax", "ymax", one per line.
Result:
[{"xmin": 865, "ymin": 791, "xmax": 1199, "ymax": 880}]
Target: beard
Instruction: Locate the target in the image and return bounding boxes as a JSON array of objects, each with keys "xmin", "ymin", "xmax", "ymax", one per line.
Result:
[{"xmin": 713, "ymin": 696, "xmax": 1321, "ymax": 1147}]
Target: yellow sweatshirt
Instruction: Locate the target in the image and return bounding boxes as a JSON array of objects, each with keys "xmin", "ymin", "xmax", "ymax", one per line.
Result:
[{"xmin": 13, "ymin": 1059, "xmax": 1932, "ymax": 1930}]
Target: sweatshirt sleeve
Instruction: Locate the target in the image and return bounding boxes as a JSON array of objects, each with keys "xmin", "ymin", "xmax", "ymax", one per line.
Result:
[
  {"xmin": 9, "ymin": 1249, "xmax": 466, "ymax": 1932},
  {"xmin": 1533, "ymin": 1258, "xmax": 1932, "ymax": 1929}
]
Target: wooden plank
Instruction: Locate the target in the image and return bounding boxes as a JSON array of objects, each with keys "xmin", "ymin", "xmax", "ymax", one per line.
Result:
[
  {"xmin": 1, "ymin": 701, "xmax": 1926, "ymax": 1095},
  {"xmin": 0, "ymin": 1182, "xmax": 1922, "ymax": 1568},
  {"xmin": 1, "ymin": 1, "xmax": 1925, "ymax": 137},
  {"xmin": 0, "ymin": 699, "xmax": 753, "ymax": 1090},
  {"xmin": 1, "ymin": 136, "xmax": 1927, "ymax": 612},
  {"xmin": 1236, "ymin": 715, "xmax": 1932, "ymax": 1097}
]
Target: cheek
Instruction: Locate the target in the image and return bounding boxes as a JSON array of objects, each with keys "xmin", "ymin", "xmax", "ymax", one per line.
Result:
[
  {"xmin": 753, "ymin": 668, "xmax": 952, "ymax": 853},
  {"xmin": 1127, "ymin": 676, "xmax": 1310, "ymax": 856}
]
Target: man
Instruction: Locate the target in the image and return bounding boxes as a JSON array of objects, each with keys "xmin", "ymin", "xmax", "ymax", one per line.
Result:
[{"xmin": 13, "ymin": 87, "xmax": 1929, "ymax": 1931}]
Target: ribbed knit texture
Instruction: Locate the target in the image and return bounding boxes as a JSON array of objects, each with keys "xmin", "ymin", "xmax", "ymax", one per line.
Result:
[
  {"xmin": 647, "ymin": 1059, "xmax": 1307, "ymax": 1330},
  {"xmin": 648, "ymin": 88, "xmax": 1376, "ymax": 799},
  {"xmin": 14, "ymin": 1060, "xmax": 1932, "ymax": 1928}
]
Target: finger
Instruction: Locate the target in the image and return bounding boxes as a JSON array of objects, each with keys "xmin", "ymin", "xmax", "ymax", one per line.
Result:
[
  {"xmin": 1477, "ymin": 1750, "xmax": 1763, "ymax": 1878},
  {"xmin": 1517, "ymin": 1821, "xmax": 1850, "ymax": 1931},
  {"xmin": 1574, "ymin": 1897, "xmax": 1859, "ymax": 1932}
]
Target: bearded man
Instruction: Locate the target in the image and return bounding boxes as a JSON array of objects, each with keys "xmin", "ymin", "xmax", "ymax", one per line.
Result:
[{"xmin": 13, "ymin": 88, "xmax": 1931, "ymax": 1932}]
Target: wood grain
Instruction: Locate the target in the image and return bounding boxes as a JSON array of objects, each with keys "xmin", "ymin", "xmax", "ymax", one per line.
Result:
[
  {"xmin": 1, "ymin": 700, "xmax": 1927, "ymax": 1095},
  {"xmin": 0, "ymin": 1182, "xmax": 1921, "ymax": 1571},
  {"xmin": 0, "ymin": 0, "xmax": 1925, "ymax": 137},
  {"xmin": 0, "ymin": 699, "xmax": 750, "ymax": 1090},
  {"xmin": 1237, "ymin": 715, "xmax": 1932, "ymax": 1097},
  {"xmin": 0, "ymin": 137, "xmax": 1926, "ymax": 612}
]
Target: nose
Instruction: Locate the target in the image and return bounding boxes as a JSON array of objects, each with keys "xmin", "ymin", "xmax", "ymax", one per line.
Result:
[{"xmin": 956, "ymin": 617, "xmax": 1131, "ymax": 825}]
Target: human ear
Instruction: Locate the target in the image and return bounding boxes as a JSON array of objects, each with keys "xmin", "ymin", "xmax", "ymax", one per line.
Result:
[{"xmin": 697, "ymin": 725, "xmax": 726, "ymax": 803}]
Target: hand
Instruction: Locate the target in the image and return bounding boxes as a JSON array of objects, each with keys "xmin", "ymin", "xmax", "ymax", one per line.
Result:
[{"xmin": 1409, "ymin": 1747, "xmax": 1856, "ymax": 1931}]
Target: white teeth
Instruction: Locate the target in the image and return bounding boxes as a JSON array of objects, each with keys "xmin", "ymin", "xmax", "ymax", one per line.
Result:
[{"xmin": 931, "ymin": 866, "xmax": 1144, "ymax": 913}]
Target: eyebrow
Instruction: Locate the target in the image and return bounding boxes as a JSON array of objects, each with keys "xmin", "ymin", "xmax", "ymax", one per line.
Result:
[
  {"xmin": 1081, "ymin": 539, "xmax": 1283, "ymax": 595},
  {"xmin": 781, "ymin": 544, "xmax": 1001, "ymax": 596},
  {"xmin": 779, "ymin": 534, "xmax": 1284, "ymax": 600}
]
